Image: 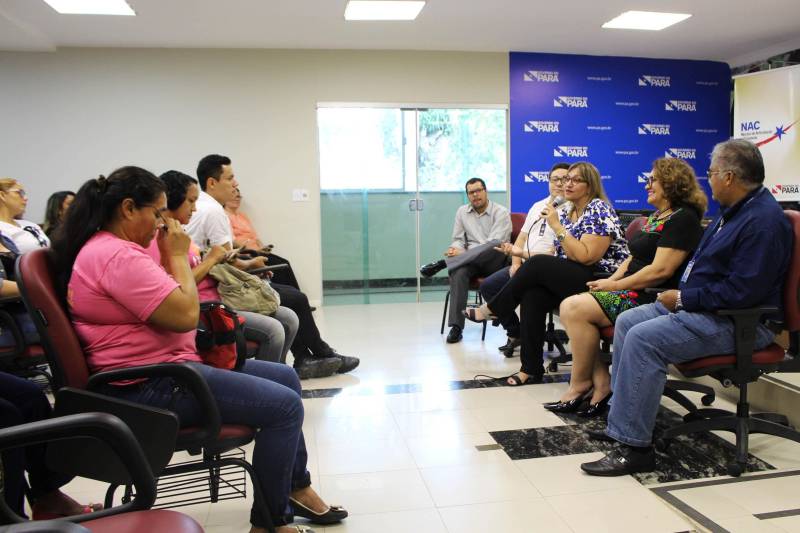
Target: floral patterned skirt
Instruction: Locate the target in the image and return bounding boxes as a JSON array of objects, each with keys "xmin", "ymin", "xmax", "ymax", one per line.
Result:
[{"xmin": 590, "ymin": 290, "xmax": 642, "ymax": 324}]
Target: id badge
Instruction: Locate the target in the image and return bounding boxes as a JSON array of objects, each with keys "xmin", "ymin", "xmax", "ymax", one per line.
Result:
[{"xmin": 680, "ymin": 259, "xmax": 695, "ymax": 283}]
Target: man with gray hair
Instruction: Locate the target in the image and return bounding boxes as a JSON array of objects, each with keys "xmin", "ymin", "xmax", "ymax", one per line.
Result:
[{"xmin": 581, "ymin": 139, "xmax": 793, "ymax": 476}]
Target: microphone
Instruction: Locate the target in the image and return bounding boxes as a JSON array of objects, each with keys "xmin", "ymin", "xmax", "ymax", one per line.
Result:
[{"xmin": 533, "ymin": 195, "xmax": 566, "ymax": 225}]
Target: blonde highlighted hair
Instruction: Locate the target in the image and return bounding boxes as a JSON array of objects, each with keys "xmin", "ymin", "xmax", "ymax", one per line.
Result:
[
  {"xmin": 651, "ymin": 158, "xmax": 708, "ymax": 218},
  {"xmin": 566, "ymin": 162, "xmax": 609, "ymax": 215}
]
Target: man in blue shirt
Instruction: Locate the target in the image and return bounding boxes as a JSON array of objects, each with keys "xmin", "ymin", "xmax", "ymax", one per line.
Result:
[{"xmin": 581, "ymin": 139, "xmax": 792, "ymax": 476}]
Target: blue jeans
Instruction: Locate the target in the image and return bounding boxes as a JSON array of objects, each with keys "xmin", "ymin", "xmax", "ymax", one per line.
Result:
[
  {"xmin": 479, "ymin": 267, "xmax": 520, "ymax": 338},
  {"xmin": 608, "ymin": 303, "xmax": 775, "ymax": 447},
  {"xmin": 101, "ymin": 359, "xmax": 308, "ymax": 527}
]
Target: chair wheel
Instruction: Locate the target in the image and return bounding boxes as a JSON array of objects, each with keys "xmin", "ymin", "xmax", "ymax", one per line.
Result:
[
  {"xmin": 726, "ymin": 462, "xmax": 744, "ymax": 477},
  {"xmin": 547, "ymin": 361, "xmax": 558, "ymax": 373},
  {"xmin": 655, "ymin": 438, "xmax": 671, "ymax": 452},
  {"xmin": 701, "ymin": 395, "xmax": 715, "ymax": 406}
]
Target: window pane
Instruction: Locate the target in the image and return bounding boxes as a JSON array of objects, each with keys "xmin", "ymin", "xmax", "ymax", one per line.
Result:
[
  {"xmin": 318, "ymin": 108, "xmax": 403, "ymax": 190},
  {"xmin": 417, "ymin": 109, "xmax": 507, "ymax": 192}
]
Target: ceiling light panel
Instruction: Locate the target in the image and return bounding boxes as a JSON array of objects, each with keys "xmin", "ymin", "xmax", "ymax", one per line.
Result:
[
  {"xmin": 42, "ymin": 0, "xmax": 136, "ymax": 16},
  {"xmin": 345, "ymin": 1, "xmax": 426, "ymax": 21},
  {"xmin": 602, "ymin": 10, "xmax": 691, "ymax": 31}
]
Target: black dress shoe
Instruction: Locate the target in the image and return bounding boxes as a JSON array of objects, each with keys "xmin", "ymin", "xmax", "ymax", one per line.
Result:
[
  {"xmin": 330, "ymin": 351, "xmax": 360, "ymax": 373},
  {"xmin": 420, "ymin": 259, "xmax": 447, "ymax": 278},
  {"xmin": 290, "ymin": 497, "xmax": 348, "ymax": 525},
  {"xmin": 446, "ymin": 325, "xmax": 463, "ymax": 343},
  {"xmin": 577, "ymin": 392, "xmax": 612, "ymax": 418},
  {"xmin": 581, "ymin": 446, "xmax": 656, "ymax": 476},
  {"xmin": 543, "ymin": 391, "xmax": 592, "ymax": 413},
  {"xmin": 498, "ymin": 337, "xmax": 521, "ymax": 356}
]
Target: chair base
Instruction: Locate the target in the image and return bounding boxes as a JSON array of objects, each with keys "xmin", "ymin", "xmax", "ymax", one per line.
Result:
[{"xmin": 440, "ymin": 289, "xmax": 487, "ymax": 341}]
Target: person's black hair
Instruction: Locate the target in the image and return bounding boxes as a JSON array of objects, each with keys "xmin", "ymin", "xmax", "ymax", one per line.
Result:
[
  {"xmin": 465, "ymin": 177, "xmax": 487, "ymax": 193},
  {"xmin": 196, "ymin": 154, "xmax": 231, "ymax": 191},
  {"xmin": 50, "ymin": 166, "xmax": 165, "ymax": 300},
  {"xmin": 549, "ymin": 162, "xmax": 570, "ymax": 176},
  {"xmin": 41, "ymin": 190, "xmax": 75, "ymax": 236},
  {"xmin": 160, "ymin": 170, "xmax": 198, "ymax": 211}
]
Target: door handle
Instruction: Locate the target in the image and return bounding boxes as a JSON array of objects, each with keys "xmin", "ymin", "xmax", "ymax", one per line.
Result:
[
  {"xmin": 408, "ymin": 199, "xmax": 417, "ymax": 212},
  {"xmin": 417, "ymin": 199, "xmax": 424, "ymax": 211}
]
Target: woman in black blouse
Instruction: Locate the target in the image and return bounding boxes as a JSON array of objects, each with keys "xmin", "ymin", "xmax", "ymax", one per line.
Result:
[{"xmin": 548, "ymin": 157, "xmax": 707, "ymax": 416}]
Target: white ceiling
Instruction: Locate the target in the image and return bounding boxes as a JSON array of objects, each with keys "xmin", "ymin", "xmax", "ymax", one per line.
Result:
[{"xmin": 1, "ymin": 0, "xmax": 799, "ymax": 66}]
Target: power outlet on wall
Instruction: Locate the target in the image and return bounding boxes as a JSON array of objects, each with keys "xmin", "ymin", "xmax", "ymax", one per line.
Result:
[{"xmin": 292, "ymin": 189, "xmax": 309, "ymax": 202}]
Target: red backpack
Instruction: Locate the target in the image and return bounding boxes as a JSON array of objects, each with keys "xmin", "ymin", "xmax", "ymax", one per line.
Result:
[{"xmin": 195, "ymin": 302, "xmax": 247, "ymax": 370}]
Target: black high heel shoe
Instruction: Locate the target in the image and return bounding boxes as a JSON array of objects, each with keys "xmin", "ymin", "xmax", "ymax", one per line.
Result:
[
  {"xmin": 577, "ymin": 392, "xmax": 612, "ymax": 418},
  {"xmin": 543, "ymin": 390, "xmax": 592, "ymax": 413}
]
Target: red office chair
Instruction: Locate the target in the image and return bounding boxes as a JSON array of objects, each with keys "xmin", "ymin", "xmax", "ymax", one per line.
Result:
[
  {"xmin": 0, "ymin": 411, "xmax": 202, "ymax": 533},
  {"xmin": 655, "ymin": 210, "xmax": 800, "ymax": 476},
  {"xmin": 440, "ymin": 212, "xmax": 527, "ymax": 341},
  {"xmin": 15, "ymin": 250, "xmax": 272, "ymax": 529},
  {"xmin": 597, "ymin": 215, "xmax": 717, "ymax": 412}
]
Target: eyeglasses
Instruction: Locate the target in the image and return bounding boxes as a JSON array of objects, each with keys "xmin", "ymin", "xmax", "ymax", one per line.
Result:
[
  {"xmin": 562, "ymin": 176, "xmax": 587, "ymax": 185},
  {"xmin": 7, "ymin": 189, "xmax": 26, "ymax": 199},
  {"xmin": 707, "ymin": 168, "xmax": 729, "ymax": 178},
  {"xmin": 467, "ymin": 188, "xmax": 486, "ymax": 196},
  {"xmin": 549, "ymin": 177, "xmax": 564, "ymax": 184}
]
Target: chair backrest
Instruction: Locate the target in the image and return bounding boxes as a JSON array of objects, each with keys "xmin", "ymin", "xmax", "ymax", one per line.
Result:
[
  {"xmin": 781, "ymin": 210, "xmax": 800, "ymax": 332},
  {"xmin": 624, "ymin": 216, "xmax": 647, "ymax": 242},
  {"xmin": 15, "ymin": 249, "xmax": 90, "ymax": 391},
  {"xmin": 510, "ymin": 212, "xmax": 527, "ymax": 242}
]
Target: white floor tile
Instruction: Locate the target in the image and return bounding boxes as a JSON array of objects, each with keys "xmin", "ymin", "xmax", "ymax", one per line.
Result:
[
  {"xmin": 314, "ymin": 410, "xmax": 402, "ymax": 444},
  {"xmin": 454, "ymin": 386, "xmax": 532, "ymax": 409},
  {"xmin": 419, "ymin": 462, "xmax": 541, "ymax": 507},
  {"xmin": 516, "ymin": 452, "xmax": 641, "ymax": 496},
  {"xmin": 715, "ymin": 514, "xmax": 786, "ymax": 532},
  {"xmin": 392, "ymin": 409, "xmax": 486, "ymax": 438},
  {"xmin": 317, "ymin": 436, "xmax": 416, "ymax": 475},
  {"xmin": 319, "ymin": 470, "xmax": 436, "ymax": 515},
  {"xmin": 438, "ymin": 499, "xmax": 572, "ymax": 533},
  {"xmin": 323, "ymin": 508, "xmax": 447, "ymax": 533},
  {"xmin": 469, "ymin": 404, "xmax": 567, "ymax": 431},
  {"xmin": 546, "ymin": 486, "xmax": 692, "ymax": 533},
  {"xmin": 405, "ymin": 432, "xmax": 511, "ymax": 469},
  {"xmin": 383, "ymin": 391, "xmax": 463, "ymax": 413}
]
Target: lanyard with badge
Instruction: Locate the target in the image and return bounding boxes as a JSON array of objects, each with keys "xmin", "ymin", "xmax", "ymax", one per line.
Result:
[{"xmin": 680, "ymin": 187, "xmax": 765, "ymax": 283}]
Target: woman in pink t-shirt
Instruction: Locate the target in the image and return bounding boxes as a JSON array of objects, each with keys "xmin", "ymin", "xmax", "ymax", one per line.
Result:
[{"xmin": 51, "ymin": 167, "xmax": 347, "ymax": 533}]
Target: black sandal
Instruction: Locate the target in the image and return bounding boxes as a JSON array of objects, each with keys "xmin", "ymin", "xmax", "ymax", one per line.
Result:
[
  {"xmin": 506, "ymin": 372, "xmax": 541, "ymax": 387},
  {"xmin": 463, "ymin": 304, "xmax": 495, "ymax": 323},
  {"xmin": 290, "ymin": 498, "xmax": 348, "ymax": 525}
]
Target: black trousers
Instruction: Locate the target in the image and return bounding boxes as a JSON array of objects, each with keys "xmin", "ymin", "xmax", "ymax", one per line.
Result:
[
  {"xmin": 0, "ymin": 372, "xmax": 72, "ymax": 518},
  {"xmin": 488, "ymin": 255, "xmax": 596, "ymax": 375},
  {"xmin": 266, "ymin": 253, "xmax": 300, "ymax": 290},
  {"xmin": 271, "ymin": 283, "xmax": 330, "ymax": 364}
]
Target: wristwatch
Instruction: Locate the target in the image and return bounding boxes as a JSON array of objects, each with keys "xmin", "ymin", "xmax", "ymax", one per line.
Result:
[
  {"xmin": 556, "ymin": 229, "xmax": 568, "ymax": 242},
  {"xmin": 675, "ymin": 291, "xmax": 683, "ymax": 311}
]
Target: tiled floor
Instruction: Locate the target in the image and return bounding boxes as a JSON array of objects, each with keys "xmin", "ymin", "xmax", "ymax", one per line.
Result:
[{"xmin": 60, "ymin": 302, "xmax": 800, "ymax": 532}]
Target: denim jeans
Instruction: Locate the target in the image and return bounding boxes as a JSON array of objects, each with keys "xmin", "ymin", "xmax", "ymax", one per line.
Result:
[
  {"xmin": 479, "ymin": 266, "xmax": 519, "ymax": 338},
  {"xmin": 607, "ymin": 303, "xmax": 775, "ymax": 447},
  {"xmin": 240, "ymin": 306, "xmax": 299, "ymax": 364},
  {"xmin": 100, "ymin": 359, "xmax": 308, "ymax": 527}
]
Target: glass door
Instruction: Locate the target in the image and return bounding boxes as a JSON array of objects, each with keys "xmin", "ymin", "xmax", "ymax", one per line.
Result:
[{"xmin": 318, "ymin": 105, "xmax": 508, "ymax": 305}]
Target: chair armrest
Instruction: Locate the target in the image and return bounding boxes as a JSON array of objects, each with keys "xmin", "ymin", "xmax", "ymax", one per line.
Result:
[
  {"xmin": 0, "ymin": 413, "xmax": 157, "ymax": 524},
  {"xmin": 715, "ymin": 306, "xmax": 779, "ymax": 376},
  {"xmin": 86, "ymin": 363, "xmax": 221, "ymax": 445}
]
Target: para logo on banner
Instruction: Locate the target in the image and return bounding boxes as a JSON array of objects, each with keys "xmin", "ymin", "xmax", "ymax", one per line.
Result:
[
  {"xmin": 665, "ymin": 100, "xmax": 697, "ymax": 112},
  {"xmin": 553, "ymin": 146, "xmax": 589, "ymax": 158},
  {"xmin": 638, "ymin": 123, "xmax": 671, "ymax": 135},
  {"xmin": 637, "ymin": 171, "xmax": 653, "ymax": 184},
  {"xmin": 665, "ymin": 148, "xmax": 696, "ymax": 159},
  {"xmin": 525, "ymin": 171, "xmax": 551, "ymax": 183},
  {"xmin": 553, "ymin": 96, "xmax": 588, "ymax": 108},
  {"xmin": 524, "ymin": 70, "xmax": 559, "ymax": 82},
  {"xmin": 524, "ymin": 120, "xmax": 560, "ymax": 133},
  {"xmin": 772, "ymin": 184, "xmax": 800, "ymax": 195},
  {"xmin": 638, "ymin": 75, "xmax": 671, "ymax": 87}
]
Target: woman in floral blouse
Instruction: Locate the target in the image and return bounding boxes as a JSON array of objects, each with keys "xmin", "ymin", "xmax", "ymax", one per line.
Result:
[
  {"xmin": 548, "ymin": 157, "xmax": 706, "ymax": 416},
  {"xmin": 466, "ymin": 162, "xmax": 629, "ymax": 386}
]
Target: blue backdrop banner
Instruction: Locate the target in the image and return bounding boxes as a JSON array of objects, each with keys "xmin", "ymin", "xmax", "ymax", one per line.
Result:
[{"xmin": 509, "ymin": 52, "xmax": 731, "ymax": 215}]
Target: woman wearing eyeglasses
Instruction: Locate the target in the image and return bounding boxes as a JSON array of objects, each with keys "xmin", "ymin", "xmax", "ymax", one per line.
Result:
[
  {"xmin": 465, "ymin": 162, "xmax": 629, "ymax": 386},
  {"xmin": 549, "ymin": 158, "xmax": 706, "ymax": 416},
  {"xmin": 0, "ymin": 179, "xmax": 50, "ymax": 253}
]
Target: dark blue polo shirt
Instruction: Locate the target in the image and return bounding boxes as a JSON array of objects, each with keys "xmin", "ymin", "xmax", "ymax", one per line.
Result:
[{"xmin": 680, "ymin": 186, "xmax": 792, "ymax": 314}]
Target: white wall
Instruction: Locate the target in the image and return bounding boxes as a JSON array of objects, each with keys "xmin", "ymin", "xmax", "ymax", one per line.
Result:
[{"xmin": 0, "ymin": 48, "xmax": 508, "ymax": 304}]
